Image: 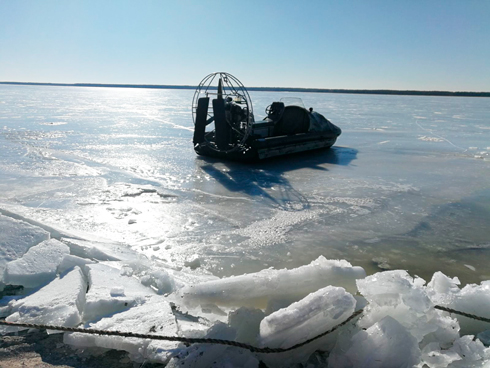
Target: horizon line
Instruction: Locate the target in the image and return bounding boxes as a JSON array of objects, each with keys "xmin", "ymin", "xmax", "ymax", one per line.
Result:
[{"xmin": 1, "ymin": 81, "xmax": 489, "ymax": 98}]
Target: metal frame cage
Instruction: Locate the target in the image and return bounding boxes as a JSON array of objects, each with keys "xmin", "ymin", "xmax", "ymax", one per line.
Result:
[{"xmin": 192, "ymin": 72, "xmax": 254, "ymax": 153}]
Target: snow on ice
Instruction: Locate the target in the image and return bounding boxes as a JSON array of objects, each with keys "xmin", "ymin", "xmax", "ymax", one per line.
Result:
[{"xmin": 1, "ymin": 217, "xmax": 490, "ymax": 367}]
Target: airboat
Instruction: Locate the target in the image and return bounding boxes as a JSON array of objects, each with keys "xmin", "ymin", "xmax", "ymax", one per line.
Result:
[{"xmin": 192, "ymin": 72, "xmax": 341, "ymax": 161}]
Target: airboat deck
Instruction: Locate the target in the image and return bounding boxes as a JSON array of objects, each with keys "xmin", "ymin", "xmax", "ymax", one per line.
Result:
[{"xmin": 192, "ymin": 72, "xmax": 341, "ymax": 162}]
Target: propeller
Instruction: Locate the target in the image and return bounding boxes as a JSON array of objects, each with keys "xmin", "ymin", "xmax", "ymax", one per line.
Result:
[{"xmin": 192, "ymin": 72, "xmax": 254, "ymax": 153}]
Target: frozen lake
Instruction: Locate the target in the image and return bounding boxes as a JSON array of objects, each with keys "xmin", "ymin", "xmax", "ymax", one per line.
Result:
[{"xmin": 1, "ymin": 84, "xmax": 489, "ymax": 285}]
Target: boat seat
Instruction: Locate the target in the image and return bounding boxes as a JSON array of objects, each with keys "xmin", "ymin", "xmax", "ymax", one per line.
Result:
[{"xmin": 273, "ymin": 106, "xmax": 310, "ymax": 136}]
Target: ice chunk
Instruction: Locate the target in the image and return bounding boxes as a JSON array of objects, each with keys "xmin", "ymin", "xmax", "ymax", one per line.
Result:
[
  {"xmin": 180, "ymin": 256, "xmax": 365, "ymax": 308},
  {"xmin": 0, "ymin": 267, "xmax": 87, "ymax": 332},
  {"xmin": 140, "ymin": 268, "xmax": 176, "ymax": 294},
  {"xmin": 166, "ymin": 321, "xmax": 258, "ymax": 368},
  {"xmin": 184, "ymin": 254, "xmax": 201, "ymax": 270},
  {"xmin": 82, "ymin": 263, "xmax": 155, "ymax": 323},
  {"xmin": 427, "ymin": 271, "xmax": 461, "ymax": 297},
  {"xmin": 420, "ymin": 342, "xmax": 462, "ymax": 368},
  {"xmin": 428, "ymin": 273, "xmax": 490, "ymax": 336},
  {"xmin": 328, "ymin": 316, "xmax": 421, "ymax": 367},
  {"xmin": 110, "ymin": 286, "xmax": 125, "ymax": 297},
  {"xmin": 259, "ymin": 286, "xmax": 356, "ymax": 349},
  {"xmin": 357, "ymin": 270, "xmax": 431, "ymax": 312},
  {"xmin": 229, "ymin": 307, "xmax": 265, "ymax": 345},
  {"xmin": 64, "ymin": 296, "xmax": 180, "ymax": 364},
  {"xmin": 166, "ymin": 266, "xmax": 219, "ymax": 290},
  {"xmin": 0, "ymin": 214, "xmax": 50, "ymax": 287},
  {"xmin": 57, "ymin": 254, "xmax": 95, "ymax": 275},
  {"xmin": 448, "ymin": 335, "xmax": 490, "ymax": 366},
  {"xmin": 259, "ymin": 286, "xmax": 356, "ymax": 367},
  {"xmin": 61, "ymin": 237, "xmax": 139, "ymax": 262},
  {"xmin": 166, "ymin": 344, "xmax": 259, "ymax": 368},
  {"xmin": 357, "ymin": 271, "xmax": 459, "ymax": 344},
  {"xmin": 172, "ymin": 308, "xmax": 213, "ymax": 338},
  {"xmin": 115, "ymin": 257, "xmax": 216, "ymax": 293},
  {"xmin": 3, "ymin": 239, "xmax": 69, "ymax": 289}
]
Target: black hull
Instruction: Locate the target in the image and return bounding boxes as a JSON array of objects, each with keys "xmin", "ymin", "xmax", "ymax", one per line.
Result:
[{"xmin": 194, "ymin": 131, "xmax": 339, "ymax": 162}]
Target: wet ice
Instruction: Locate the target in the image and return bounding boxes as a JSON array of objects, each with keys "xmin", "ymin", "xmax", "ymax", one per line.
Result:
[{"xmin": 1, "ymin": 85, "xmax": 490, "ymax": 366}]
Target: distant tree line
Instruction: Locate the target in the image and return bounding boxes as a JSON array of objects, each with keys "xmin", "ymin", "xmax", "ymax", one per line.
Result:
[{"xmin": 1, "ymin": 82, "xmax": 489, "ymax": 98}]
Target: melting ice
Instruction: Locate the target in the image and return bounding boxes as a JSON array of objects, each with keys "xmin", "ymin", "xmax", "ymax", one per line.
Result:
[
  {"xmin": 1, "ymin": 227, "xmax": 490, "ymax": 367},
  {"xmin": 1, "ymin": 85, "xmax": 490, "ymax": 366}
]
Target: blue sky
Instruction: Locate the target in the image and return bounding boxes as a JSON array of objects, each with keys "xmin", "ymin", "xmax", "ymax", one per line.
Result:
[{"xmin": 1, "ymin": 0, "xmax": 489, "ymax": 91}]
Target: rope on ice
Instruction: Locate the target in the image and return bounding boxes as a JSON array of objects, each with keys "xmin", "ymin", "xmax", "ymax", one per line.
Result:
[
  {"xmin": 1, "ymin": 309, "xmax": 364, "ymax": 354},
  {"xmin": 434, "ymin": 305, "xmax": 490, "ymax": 324},
  {"xmin": 0, "ymin": 305, "xmax": 488, "ymax": 354}
]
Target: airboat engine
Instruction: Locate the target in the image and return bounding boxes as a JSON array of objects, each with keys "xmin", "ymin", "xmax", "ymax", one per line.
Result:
[{"xmin": 192, "ymin": 72, "xmax": 254, "ymax": 153}]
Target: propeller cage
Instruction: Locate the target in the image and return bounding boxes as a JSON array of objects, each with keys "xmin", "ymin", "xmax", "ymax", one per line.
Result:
[{"xmin": 192, "ymin": 72, "xmax": 254, "ymax": 153}]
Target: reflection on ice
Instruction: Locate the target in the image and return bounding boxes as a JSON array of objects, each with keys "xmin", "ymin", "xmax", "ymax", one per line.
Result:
[
  {"xmin": 1, "ymin": 85, "xmax": 490, "ymax": 365},
  {"xmin": 3, "ymin": 86, "xmax": 488, "ymax": 282}
]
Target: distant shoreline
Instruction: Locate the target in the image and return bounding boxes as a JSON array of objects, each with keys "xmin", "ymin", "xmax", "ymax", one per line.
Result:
[{"xmin": 1, "ymin": 81, "xmax": 489, "ymax": 98}]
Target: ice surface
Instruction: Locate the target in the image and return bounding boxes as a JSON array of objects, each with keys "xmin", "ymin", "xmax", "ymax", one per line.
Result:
[
  {"xmin": 0, "ymin": 267, "xmax": 86, "ymax": 331},
  {"xmin": 64, "ymin": 296, "xmax": 180, "ymax": 364},
  {"xmin": 62, "ymin": 238, "xmax": 140, "ymax": 262},
  {"xmin": 83, "ymin": 263, "xmax": 155, "ymax": 322},
  {"xmin": 57, "ymin": 254, "xmax": 95, "ymax": 274},
  {"xmin": 179, "ymin": 256, "xmax": 365, "ymax": 309},
  {"xmin": 3, "ymin": 238, "xmax": 69, "ymax": 289},
  {"xmin": 0, "ymin": 214, "xmax": 50, "ymax": 288},
  {"xmin": 1, "ymin": 87, "xmax": 490, "ymax": 284},
  {"xmin": 1, "ymin": 86, "xmax": 490, "ymax": 367}
]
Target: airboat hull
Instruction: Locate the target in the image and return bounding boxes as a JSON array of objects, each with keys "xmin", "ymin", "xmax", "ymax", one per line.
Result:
[{"xmin": 194, "ymin": 131, "xmax": 339, "ymax": 162}]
